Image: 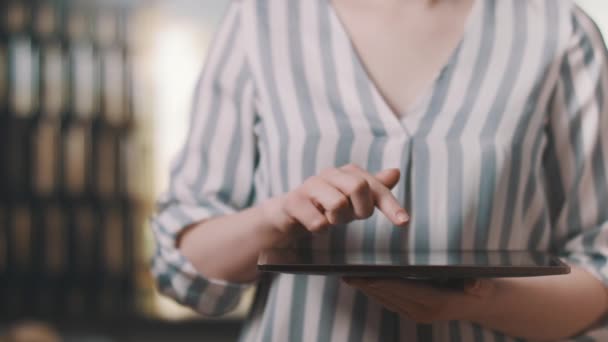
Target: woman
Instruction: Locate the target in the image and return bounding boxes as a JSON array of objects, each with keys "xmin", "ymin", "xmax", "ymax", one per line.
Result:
[{"xmin": 151, "ymin": 0, "xmax": 608, "ymax": 340}]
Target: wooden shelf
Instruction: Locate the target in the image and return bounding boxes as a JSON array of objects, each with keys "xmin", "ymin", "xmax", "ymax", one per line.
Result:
[{"xmin": 0, "ymin": 0, "xmax": 145, "ymax": 321}]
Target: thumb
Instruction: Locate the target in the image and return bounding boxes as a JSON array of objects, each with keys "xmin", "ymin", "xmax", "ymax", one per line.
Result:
[{"xmin": 374, "ymin": 168, "xmax": 401, "ymax": 189}]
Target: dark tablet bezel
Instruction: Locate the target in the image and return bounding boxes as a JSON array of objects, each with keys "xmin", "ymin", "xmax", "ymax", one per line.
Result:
[{"xmin": 257, "ymin": 249, "xmax": 571, "ymax": 278}]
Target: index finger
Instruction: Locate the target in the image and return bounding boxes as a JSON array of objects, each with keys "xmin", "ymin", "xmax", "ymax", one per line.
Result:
[{"xmin": 341, "ymin": 165, "xmax": 409, "ymax": 226}]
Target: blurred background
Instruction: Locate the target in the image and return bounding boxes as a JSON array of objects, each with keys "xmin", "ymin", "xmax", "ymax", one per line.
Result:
[{"xmin": 0, "ymin": 0, "xmax": 606, "ymax": 341}]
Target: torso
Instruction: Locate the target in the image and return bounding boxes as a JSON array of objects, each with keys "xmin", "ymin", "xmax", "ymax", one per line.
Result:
[
  {"xmin": 235, "ymin": 0, "xmax": 584, "ymax": 340},
  {"xmin": 330, "ymin": 0, "xmax": 475, "ymax": 117}
]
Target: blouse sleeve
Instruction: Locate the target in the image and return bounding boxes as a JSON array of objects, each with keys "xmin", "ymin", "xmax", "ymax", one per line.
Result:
[
  {"xmin": 150, "ymin": 0, "xmax": 258, "ymax": 317},
  {"xmin": 547, "ymin": 6, "xmax": 608, "ymax": 288}
]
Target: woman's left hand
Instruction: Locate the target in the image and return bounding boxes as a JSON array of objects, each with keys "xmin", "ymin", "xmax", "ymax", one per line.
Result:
[{"xmin": 343, "ymin": 277, "xmax": 496, "ymax": 323}]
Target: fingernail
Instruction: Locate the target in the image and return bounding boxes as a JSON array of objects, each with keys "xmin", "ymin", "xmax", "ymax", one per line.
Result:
[{"xmin": 396, "ymin": 210, "xmax": 409, "ymax": 224}]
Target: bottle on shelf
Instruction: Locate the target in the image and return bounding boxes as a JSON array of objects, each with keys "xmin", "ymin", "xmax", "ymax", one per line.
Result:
[
  {"xmin": 73, "ymin": 204, "xmax": 97, "ymax": 275},
  {"xmin": 6, "ymin": 2, "xmax": 38, "ymax": 118},
  {"xmin": 123, "ymin": 134, "xmax": 154, "ymax": 202},
  {"xmin": 97, "ymin": 7, "xmax": 128, "ymax": 126},
  {"xmin": 12, "ymin": 204, "xmax": 33, "ymax": 274},
  {"xmin": 122, "ymin": 201, "xmax": 136, "ymax": 315},
  {"xmin": 44, "ymin": 203, "xmax": 66, "ymax": 278},
  {"xmin": 67, "ymin": 286, "xmax": 86, "ymax": 316},
  {"xmin": 0, "ymin": 2, "xmax": 6, "ymax": 194},
  {"xmin": 36, "ymin": 1, "xmax": 66, "ymax": 119},
  {"xmin": 101, "ymin": 44, "xmax": 126, "ymax": 126},
  {"xmin": 95, "ymin": 129, "xmax": 118, "ymax": 197},
  {"xmin": 0, "ymin": 206, "xmax": 6, "ymax": 275},
  {"xmin": 5, "ymin": 114, "xmax": 32, "ymax": 195},
  {"xmin": 67, "ymin": 7, "xmax": 99, "ymax": 120},
  {"xmin": 122, "ymin": 135, "xmax": 137, "ymax": 198},
  {"xmin": 0, "ymin": 37, "xmax": 7, "ymax": 113},
  {"xmin": 104, "ymin": 205, "xmax": 124, "ymax": 276},
  {"xmin": 62, "ymin": 122, "xmax": 91, "ymax": 196},
  {"xmin": 72, "ymin": 203, "xmax": 103, "ymax": 315},
  {"xmin": 36, "ymin": 202, "xmax": 65, "ymax": 315},
  {"xmin": 99, "ymin": 204, "xmax": 124, "ymax": 314},
  {"xmin": 33, "ymin": 119, "xmax": 60, "ymax": 196}
]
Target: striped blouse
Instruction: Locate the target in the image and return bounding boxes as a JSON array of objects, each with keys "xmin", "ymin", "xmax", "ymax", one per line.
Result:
[{"xmin": 151, "ymin": 0, "xmax": 608, "ymax": 340}]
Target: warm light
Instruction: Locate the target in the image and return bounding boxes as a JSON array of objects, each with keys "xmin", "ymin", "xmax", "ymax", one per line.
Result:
[
  {"xmin": 152, "ymin": 24, "xmax": 208, "ymax": 196},
  {"xmin": 145, "ymin": 14, "xmax": 254, "ymax": 321}
]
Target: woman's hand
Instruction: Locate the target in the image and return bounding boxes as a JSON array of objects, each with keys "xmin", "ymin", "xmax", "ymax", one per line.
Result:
[
  {"xmin": 262, "ymin": 164, "xmax": 410, "ymax": 236},
  {"xmin": 345, "ymin": 267, "xmax": 608, "ymax": 341},
  {"xmin": 343, "ymin": 277, "xmax": 495, "ymax": 323},
  {"xmin": 179, "ymin": 163, "xmax": 409, "ymax": 283}
]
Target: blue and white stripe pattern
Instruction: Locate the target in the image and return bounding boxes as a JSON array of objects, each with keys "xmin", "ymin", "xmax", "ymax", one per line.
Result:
[{"xmin": 151, "ymin": 0, "xmax": 608, "ymax": 340}]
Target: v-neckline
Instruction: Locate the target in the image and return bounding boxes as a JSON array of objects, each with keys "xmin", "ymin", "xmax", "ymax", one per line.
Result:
[{"xmin": 326, "ymin": 0, "xmax": 482, "ymax": 130}]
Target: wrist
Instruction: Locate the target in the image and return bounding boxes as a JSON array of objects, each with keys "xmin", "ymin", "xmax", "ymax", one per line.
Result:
[
  {"xmin": 255, "ymin": 196, "xmax": 292, "ymax": 247},
  {"xmin": 259, "ymin": 196, "xmax": 285, "ymax": 231}
]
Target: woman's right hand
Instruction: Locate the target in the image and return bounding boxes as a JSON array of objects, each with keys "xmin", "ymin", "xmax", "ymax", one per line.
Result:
[
  {"xmin": 262, "ymin": 163, "xmax": 410, "ymax": 237},
  {"xmin": 178, "ymin": 163, "xmax": 410, "ymax": 283}
]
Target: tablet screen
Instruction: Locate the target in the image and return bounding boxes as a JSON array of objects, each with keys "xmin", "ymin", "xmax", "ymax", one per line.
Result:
[{"xmin": 258, "ymin": 249, "xmax": 569, "ymax": 278}]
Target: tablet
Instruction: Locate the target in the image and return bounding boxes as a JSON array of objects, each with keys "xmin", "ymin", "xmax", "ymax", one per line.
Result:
[{"xmin": 257, "ymin": 249, "xmax": 570, "ymax": 279}]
